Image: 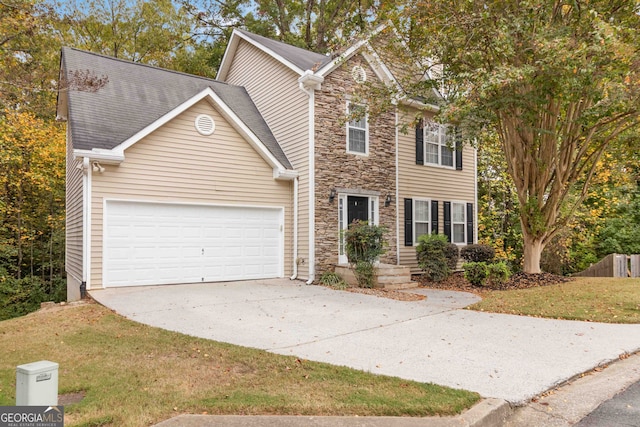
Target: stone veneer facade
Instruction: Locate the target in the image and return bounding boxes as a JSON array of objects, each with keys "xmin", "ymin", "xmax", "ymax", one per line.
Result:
[{"xmin": 314, "ymin": 54, "xmax": 398, "ymax": 276}]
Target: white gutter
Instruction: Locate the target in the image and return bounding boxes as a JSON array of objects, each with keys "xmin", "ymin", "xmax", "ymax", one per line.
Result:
[
  {"xmin": 298, "ymin": 71, "xmax": 323, "ymax": 284},
  {"xmin": 290, "ymin": 176, "xmax": 299, "ymax": 280}
]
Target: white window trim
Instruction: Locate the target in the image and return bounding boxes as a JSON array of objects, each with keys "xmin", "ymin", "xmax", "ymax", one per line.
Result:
[
  {"xmin": 413, "ymin": 198, "xmax": 431, "ymax": 245},
  {"xmin": 346, "ymin": 101, "xmax": 369, "ymax": 156},
  {"xmin": 423, "ymin": 122, "xmax": 456, "ymax": 169},
  {"xmin": 451, "ymin": 201, "xmax": 467, "ymax": 245}
]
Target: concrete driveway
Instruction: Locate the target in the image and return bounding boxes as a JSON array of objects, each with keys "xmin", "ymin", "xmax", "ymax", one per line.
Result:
[{"xmin": 91, "ymin": 279, "xmax": 640, "ymax": 404}]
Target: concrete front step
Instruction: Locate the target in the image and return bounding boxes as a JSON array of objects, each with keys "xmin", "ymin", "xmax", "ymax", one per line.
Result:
[{"xmin": 335, "ymin": 263, "xmax": 414, "ymax": 289}]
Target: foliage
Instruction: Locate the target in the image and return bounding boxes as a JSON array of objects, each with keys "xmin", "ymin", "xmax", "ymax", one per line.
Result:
[
  {"xmin": 462, "ymin": 262, "xmax": 487, "ymax": 287},
  {"xmin": 485, "ymin": 262, "xmax": 511, "ymax": 289},
  {"xmin": 443, "ymin": 243, "xmax": 459, "ymax": 270},
  {"xmin": 0, "ymin": 109, "xmax": 66, "ymax": 317},
  {"xmin": 596, "ymin": 187, "xmax": 640, "ymax": 257},
  {"xmin": 318, "ymin": 271, "xmax": 348, "ymax": 290},
  {"xmin": 460, "ymin": 244, "xmax": 495, "ymax": 264},
  {"xmin": 416, "ymin": 234, "xmax": 450, "ymax": 282},
  {"xmin": 344, "ymin": 220, "xmax": 387, "ymax": 288},
  {"xmin": 180, "ymin": 0, "xmax": 377, "ymax": 58},
  {"xmin": 379, "ymin": 0, "xmax": 640, "ymax": 273}
]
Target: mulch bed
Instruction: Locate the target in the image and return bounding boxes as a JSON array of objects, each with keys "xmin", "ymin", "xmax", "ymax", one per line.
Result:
[
  {"xmin": 417, "ymin": 271, "xmax": 574, "ymax": 294},
  {"xmin": 328, "ymin": 271, "xmax": 574, "ymax": 302}
]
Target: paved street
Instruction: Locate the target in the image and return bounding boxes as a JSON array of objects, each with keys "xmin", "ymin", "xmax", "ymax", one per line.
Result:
[{"xmin": 575, "ymin": 379, "xmax": 640, "ymax": 427}]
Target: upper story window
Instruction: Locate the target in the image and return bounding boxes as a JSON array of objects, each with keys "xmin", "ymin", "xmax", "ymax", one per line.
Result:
[
  {"xmin": 347, "ymin": 102, "xmax": 368, "ymax": 155},
  {"xmin": 416, "ymin": 120, "xmax": 462, "ymax": 170}
]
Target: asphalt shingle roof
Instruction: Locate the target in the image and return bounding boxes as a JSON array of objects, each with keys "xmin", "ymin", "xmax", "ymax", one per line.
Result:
[
  {"xmin": 60, "ymin": 47, "xmax": 292, "ymax": 169},
  {"xmin": 236, "ymin": 29, "xmax": 332, "ymax": 72}
]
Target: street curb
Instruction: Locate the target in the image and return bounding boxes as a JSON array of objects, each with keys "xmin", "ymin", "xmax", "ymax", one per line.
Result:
[
  {"xmin": 459, "ymin": 398, "xmax": 512, "ymax": 427},
  {"xmin": 153, "ymin": 398, "xmax": 512, "ymax": 427}
]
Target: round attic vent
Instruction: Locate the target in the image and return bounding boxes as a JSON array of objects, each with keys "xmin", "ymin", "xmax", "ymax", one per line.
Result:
[
  {"xmin": 351, "ymin": 65, "xmax": 367, "ymax": 84},
  {"xmin": 195, "ymin": 114, "xmax": 216, "ymax": 136}
]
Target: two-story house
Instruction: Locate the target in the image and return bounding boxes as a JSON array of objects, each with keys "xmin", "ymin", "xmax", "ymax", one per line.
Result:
[
  {"xmin": 217, "ymin": 29, "xmax": 477, "ymax": 283},
  {"xmin": 58, "ymin": 29, "xmax": 476, "ymax": 300}
]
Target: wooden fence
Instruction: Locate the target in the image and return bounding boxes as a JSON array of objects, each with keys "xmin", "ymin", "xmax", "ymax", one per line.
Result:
[{"xmin": 574, "ymin": 254, "xmax": 640, "ymax": 278}]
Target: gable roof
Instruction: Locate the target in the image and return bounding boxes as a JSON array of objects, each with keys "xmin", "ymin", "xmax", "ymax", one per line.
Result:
[
  {"xmin": 218, "ymin": 30, "xmax": 333, "ymax": 79},
  {"xmin": 58, "ymin": 47, "xmax": 292, "ymax": 170}
]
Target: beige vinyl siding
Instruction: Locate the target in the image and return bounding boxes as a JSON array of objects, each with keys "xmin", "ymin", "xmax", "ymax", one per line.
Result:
[
  {"xmin": 225, "ymin": 40, "xmax": 311, "ymax": 279},
  {"xmin": 65, "ymin": 124, "xmax": 84, "ymax": 294},
  {"xmin": 88, "ymin": 100, "xmax": 293, "ymax": 289},
  {"xmin": 398, "ymin": 112, "xmax": 477, "ymax": 272}
]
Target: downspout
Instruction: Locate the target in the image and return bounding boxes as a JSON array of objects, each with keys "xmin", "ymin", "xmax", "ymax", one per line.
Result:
[
  {"xmin": 290, "ymin": 176, "xmax": 299, "ymax": 279},
  {"xmin": 297, "ymin": 71, "xmax": 323, "ymax": 285},
  {"xmin": 81, "ymin": 157, "xmax": 91, "ymax": 298},
  {"xmin": 395, "ymin": 109, "xmax": 400, "ymax": 265},
  {"xmin": 474, "ymin": 146, "xmax": 478, "ymax": 244}
]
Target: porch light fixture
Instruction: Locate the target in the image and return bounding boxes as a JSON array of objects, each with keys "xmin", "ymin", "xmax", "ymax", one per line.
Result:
[
  {"xmin": 385, "ymin": 194, "xmax": 392, "ymax": 207},
  {"xmin": 329, "ymin": 188, "xmax": 336, "ymax": 202}
]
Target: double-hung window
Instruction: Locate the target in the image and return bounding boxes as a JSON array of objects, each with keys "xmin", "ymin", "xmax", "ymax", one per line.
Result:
[
  {"xmin": 413, "ymin": 199, "xmax": 431, "ymax": 242},
  {"xmin": 416, "ymin": 121, "xmax": 461, "ymax": 169},
  {"xmin": 347, "ymin": 102, "xmax": 368, "ymax": 155},
  {"xmin": 451, "ymin": 202, "xmax": 466, "ymax": 244}
]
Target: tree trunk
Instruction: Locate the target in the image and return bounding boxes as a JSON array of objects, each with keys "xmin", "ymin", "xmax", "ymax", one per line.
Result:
[{"xmin": 522, "ymin": 234, "xmax": 544, "ymax": 274}]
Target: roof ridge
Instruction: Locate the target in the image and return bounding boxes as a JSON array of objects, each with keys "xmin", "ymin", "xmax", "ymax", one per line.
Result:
[{"xmin": 62, "ymin": 46, "xmax": 232, "ymax": 87}]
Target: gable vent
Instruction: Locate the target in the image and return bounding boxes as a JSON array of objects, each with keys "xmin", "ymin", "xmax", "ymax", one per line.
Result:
[
  {"xmin": 195, "ymin": 114, "xmax": 216, "ymax": 136},
  {"xmin": 351, "ymin": 65, "xmax": 367, "ymax": 84}
]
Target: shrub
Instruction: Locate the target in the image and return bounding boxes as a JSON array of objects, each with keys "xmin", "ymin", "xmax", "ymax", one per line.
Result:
[
  {"xmin": 344, "ymin": 221, "xmax": 387, "ymax": 288},
  {"xmin": 463, "ymin": 262, "xmax": 487, "ymax": 286},
  {"xmin": 0, "ymin": 274, "xmax": 46, "ymax": 321},
  {"xmin": 318, "ymin": 271, "xmax": 348, "ymax": 290},
  {"xmin": 460, "ymin": 244, "xmax": 495, "ymax": 263},
  {"xmin": 444, "ymin": 243, "xmax": 460, "ymax": 270},
  {"xmin": 416, "ymin": 234, "xmax": 450, "ymax": 282},
  {"xmin": 486, "ymin": 262, "xmax": 511, "ymax": 289}
]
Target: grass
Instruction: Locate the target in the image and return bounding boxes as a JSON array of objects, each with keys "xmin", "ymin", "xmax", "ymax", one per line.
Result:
[
  {"xmin": 0, "ymin": 303, "xmax": 480, "ymax": 426},
  {"xmin": 469, "ymin": 277, "xmax": 640, "ymax": 323}
]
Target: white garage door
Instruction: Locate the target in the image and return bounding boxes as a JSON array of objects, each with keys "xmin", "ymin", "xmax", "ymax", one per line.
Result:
[{"xmin": 104, "ymin": 201, "xmax": 283, "ymax": 287}]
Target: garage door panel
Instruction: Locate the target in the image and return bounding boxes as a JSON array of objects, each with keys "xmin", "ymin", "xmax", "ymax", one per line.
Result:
[{"xmin": 104, "ymin": 201, "xmax": 283, "ymax": 287}]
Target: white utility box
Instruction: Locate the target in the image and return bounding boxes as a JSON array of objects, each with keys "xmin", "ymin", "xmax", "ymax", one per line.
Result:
[{"xmin": 16, "ymin": 360, "xmax": 59, "ymax": 405}]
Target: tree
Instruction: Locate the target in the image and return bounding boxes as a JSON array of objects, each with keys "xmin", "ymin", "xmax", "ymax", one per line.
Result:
[
  {"xmin": 0, "ymin": 0, "xmax": 60, "ymax": 116},
  {"xmin": 55, "ymin": 0, "xmax": 212, "ymax": 74},
  {"xmin": 381, "ymin": 0, "xmax": 640, "ymax": 273}
]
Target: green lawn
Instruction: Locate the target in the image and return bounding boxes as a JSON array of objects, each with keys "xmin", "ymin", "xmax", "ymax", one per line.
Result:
[
  {"xmin": 0, "ymin": 303, "xmax": 479, "ymax": 427},
  {"xmin": 469, "ymin": 277, "xmax": 640, "ymax": 323}
]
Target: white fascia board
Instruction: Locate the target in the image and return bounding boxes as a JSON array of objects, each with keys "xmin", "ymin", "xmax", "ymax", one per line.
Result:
[
  {"xmin": 361, "ymin": 46, "xmax": 401, "ymax": 91},
  {"xmin": 399, "ymin": 97, "xmax": 440, "ymax": 113},
  {"xmin": 216, "ymin": 30, "xmax": 241, "ymax": 81},
  {"xmin": 221, "ymin": 29, "xmax": 305, "ymax": 78},
  {"xmin": 73, "ymin": 149, "xmax": 125, "ymax": 164},
  {"xmin": 316, "ymin": 24, "xmax": 387, "ymax": 78}
]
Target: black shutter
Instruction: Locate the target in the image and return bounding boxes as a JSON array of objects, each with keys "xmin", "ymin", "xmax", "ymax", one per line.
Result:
[
  {"xmin": 443, "ymin": 201, "xmax": 451, "ymax": 243},
  {"xmin": 466, "ymin": 202, "xmax": 474, "ymax": 244},
  {"xmin": 455, "ymin": 127, "xmax": 463, "ymax": 170},
  {"xmin": 431, "ymin": 200, "xmax": 439, "ymax": 234},
  {"xmin": 416, "ymin": 119, "xmax": 424, "ymax": 165},
  {"xmin": 404, "ymin": 199, "xmax": 413, "ymax": 246}
]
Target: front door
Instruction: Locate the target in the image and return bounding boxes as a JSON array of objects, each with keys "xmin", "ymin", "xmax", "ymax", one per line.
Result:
[
  {"xmin": 347, "ymin": 196, "xmax": 369, "ymax": 225},
  {"xmin": 338, "ymin": 194, "xmax": 378, "ymax": 264}
]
